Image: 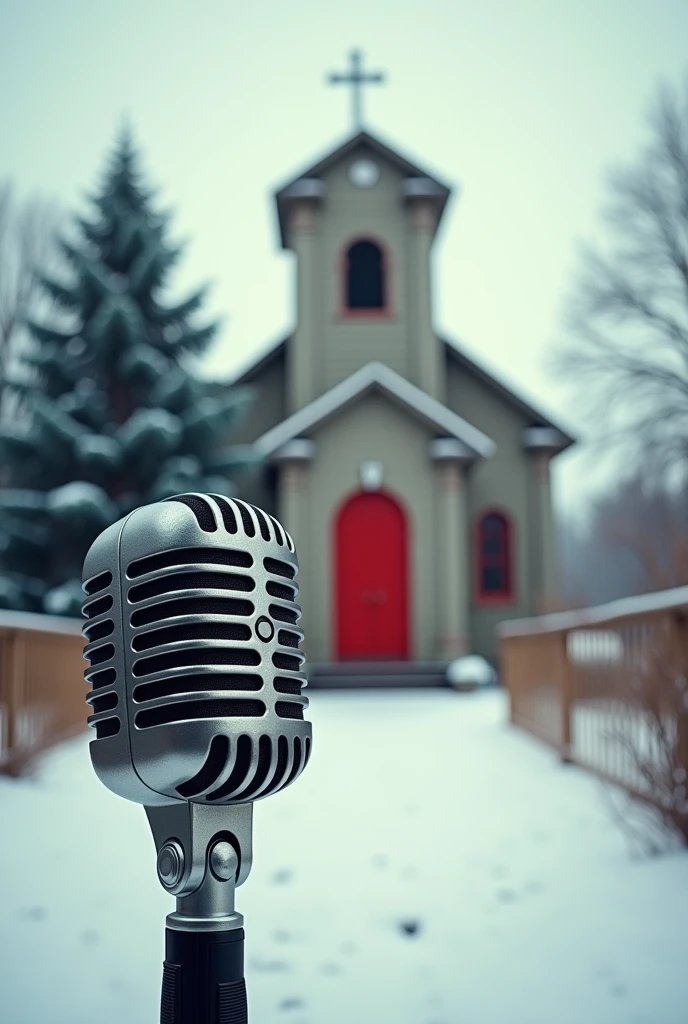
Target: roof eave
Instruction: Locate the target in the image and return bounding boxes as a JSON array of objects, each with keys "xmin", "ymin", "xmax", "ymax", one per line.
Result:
[
  {"xmin": 442, "ymin": 336, "xmax": 577, "ymax": 449},
  {"xmin": 230, "ymin": 335, "xmax": 289, "ymax": 386},
  {"xmin": 254, "ymin": 361, "xmax": 496, "ymax": 461},
  {"xmin": 274, "ymin": 129, "xmax": 453, "ymax": 249}
]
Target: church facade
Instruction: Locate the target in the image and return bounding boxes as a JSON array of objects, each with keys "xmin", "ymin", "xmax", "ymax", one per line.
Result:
[{"xmin": 231, "ymin": 130, "xmax": 574, "ymax": 667}]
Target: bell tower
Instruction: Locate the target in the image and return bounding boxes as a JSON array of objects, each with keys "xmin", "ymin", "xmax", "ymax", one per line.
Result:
[{"xmin": 274, "ymin": 55, "xmax": 453, "ymax": 414}]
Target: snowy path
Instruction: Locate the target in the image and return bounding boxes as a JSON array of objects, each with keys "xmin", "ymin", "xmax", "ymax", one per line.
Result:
[{"xmin": 1, "ymin": 688, "xmax": 686, "ymax": 1024}]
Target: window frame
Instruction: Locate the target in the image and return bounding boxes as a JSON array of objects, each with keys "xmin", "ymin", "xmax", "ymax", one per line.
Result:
[
  {"xmin": 474, "ymin": 508, "xmax": 515, "ymax": 605},
  {"xmin": 339, "ymin": 234, "xmax": 394, "ymax": 320}
]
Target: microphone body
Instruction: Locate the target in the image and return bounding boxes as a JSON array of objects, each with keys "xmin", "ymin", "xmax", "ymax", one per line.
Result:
[{"xmin": 82, "ymin": 493, "xmax": 312, "ymax": 1024}]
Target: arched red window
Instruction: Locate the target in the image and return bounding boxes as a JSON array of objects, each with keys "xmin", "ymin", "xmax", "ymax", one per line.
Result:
[
  {"xmin": 343, "ymin": 238, "xmax": 388, "ymax": 312},
  {"xmin": 476, "ymin": 511, "xmax": 513, "ymax": 602}
]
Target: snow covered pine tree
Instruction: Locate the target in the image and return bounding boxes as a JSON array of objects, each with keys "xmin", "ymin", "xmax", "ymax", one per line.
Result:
[{"xmin": 0, "ymin": 130, "xmax": 257, "ymax": 616}]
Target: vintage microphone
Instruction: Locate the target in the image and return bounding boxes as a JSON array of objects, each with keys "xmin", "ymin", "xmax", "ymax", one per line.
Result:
[{"xmin": 81, "ymin": 493, "xmax": 312, "ymax": 1024}]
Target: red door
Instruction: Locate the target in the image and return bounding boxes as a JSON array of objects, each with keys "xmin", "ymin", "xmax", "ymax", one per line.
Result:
[{"xmin": 335, "ymin": 491, "xmax": 409, "ymax": 660}]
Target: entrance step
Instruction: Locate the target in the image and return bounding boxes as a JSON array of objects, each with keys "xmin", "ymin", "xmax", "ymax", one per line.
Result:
[{"xmin": 306, "ymin": 661, "xmax": 448, "ymax": 689}]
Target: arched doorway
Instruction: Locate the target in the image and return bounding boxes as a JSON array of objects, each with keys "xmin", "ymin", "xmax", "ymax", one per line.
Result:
[{"xmin": 334, "ymin": 490, "xmax": 409, "ymax": 660}]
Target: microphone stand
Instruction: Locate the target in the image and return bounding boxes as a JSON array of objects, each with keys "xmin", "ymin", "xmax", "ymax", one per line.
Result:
[{"xmin": 146, "ymin": 802, "xmax": 253, "ymax": 1024}]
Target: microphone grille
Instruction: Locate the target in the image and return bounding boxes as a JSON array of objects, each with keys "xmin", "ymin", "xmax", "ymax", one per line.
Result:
[
  {"xmin": 82, "ymin": 494, "xmax": 311, "ymax": 807},
  {"xmin": 164, "ymin": 493, "xmax": 294, "ymax": 552},
  {"xmin": 83, "ymin": 569, "xmax": 121, "ymax": 740}
]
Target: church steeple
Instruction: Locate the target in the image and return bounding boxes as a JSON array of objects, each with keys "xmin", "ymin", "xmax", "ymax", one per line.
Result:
[{"xmin": 275, "ymin": 126, "xmax": 453, "ymax": 413}]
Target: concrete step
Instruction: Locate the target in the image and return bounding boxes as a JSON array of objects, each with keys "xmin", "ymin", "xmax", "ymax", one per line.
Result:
[{"xmin": 306, "ymin": 661, "xmax": 448, "ymax": 689}]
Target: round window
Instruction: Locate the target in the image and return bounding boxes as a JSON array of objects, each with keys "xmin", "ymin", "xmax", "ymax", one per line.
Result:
[{"xmin": 348, "ymin": 158, "xmax": 380, "ymax": 188}]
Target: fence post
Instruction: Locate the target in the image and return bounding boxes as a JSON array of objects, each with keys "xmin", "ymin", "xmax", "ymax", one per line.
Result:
[
  {"xmin": 3, "ymin": 631, "xmax": 17, "ymax": 773},
  {"xmin": 4, "ymin": 630, "xmax": 27, "ymax": 776},
  {"xmin": 0, "ymin": 631, "xmax": 11, "ymax": 770},
  {"xmin": 560, "ymin": 629, "xmax": 574, "ymax": 763},
  {"xmin": 672, "ymin": 613, "xmax": 688, "ymax": 778},
  {"xmin": 501, "ymin": 637, "xmax": 516, "ymax": 724}
]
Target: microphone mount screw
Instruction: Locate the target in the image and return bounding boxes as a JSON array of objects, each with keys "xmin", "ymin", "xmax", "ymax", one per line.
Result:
[
  {"xmin": 209, "ymin": 840, "xmax": 239, "ymax": 882},
  {"xmin": 157, "ymin": 840, "xmax": 185, "ymax": 889}
]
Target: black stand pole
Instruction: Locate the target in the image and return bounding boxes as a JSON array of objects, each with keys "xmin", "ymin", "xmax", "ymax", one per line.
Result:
[{"xmin": 161, "ymin": 926, "xmax": 248, "ymax": 1024}]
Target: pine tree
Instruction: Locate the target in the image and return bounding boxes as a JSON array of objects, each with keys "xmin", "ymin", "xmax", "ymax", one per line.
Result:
[{"xmin": 0, "ymin": 130, "xmax": 257, "ymax": 616}]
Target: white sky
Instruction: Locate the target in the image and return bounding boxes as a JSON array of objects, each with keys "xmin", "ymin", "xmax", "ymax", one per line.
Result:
[{"xmin": 2, "ymin": 0, "xmax": 687, "ymax": 515}]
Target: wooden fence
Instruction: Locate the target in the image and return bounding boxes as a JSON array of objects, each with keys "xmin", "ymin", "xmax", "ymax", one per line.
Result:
[
  {"xmin": 499, "ymin": 586, "xmax": 688, "ymax": 811},
  {"xmin": 0, "ymin": 610, "xmax": 85, "ymax": 776},
  {"xmin": 3, "ymin": 588, "xmax": 688, "ymax": 795}
]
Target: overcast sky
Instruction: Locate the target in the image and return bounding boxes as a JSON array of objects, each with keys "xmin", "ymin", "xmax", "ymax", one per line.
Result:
[{"xmin": 2, "ymin": 0, "xmax": 687, "ymax": 516}]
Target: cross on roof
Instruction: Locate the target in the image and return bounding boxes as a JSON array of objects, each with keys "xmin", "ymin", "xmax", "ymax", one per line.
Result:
[{"xmin": 327, "ymin": 50, "xmax": 386, "ymax": 132}]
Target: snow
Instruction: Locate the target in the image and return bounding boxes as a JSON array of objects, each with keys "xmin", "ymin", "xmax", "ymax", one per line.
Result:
[
  {"xmin": 446, "ymin": 654, "xmax": 497, "ymax": 688},
  {"xmin": 1, "ymin": 688, "xmax": 686, "ymax": 1024},
  {"xmin": 499, "ymin": 585, "xmax": 688, "ymax": 637},
  {"xmin": 568, "ymin": 629, "xmax": 624, "ymax": 664},
  {"xmin": 117, "ymin": 408, "xmax": 183, "ymax": 454},
  {"xmin": 160, "ymin": 454, "xmax": 202, "ymax": 479},
  {"xmin": 119, "ymin": 344, "xmax": 168, "ymax": 382},
  {"xmin": 43, "ymin": 578, "xmax": 84, "ymax": 616},
  {"xmin": 571, "ymin": 700, "xmax": 688, "ymax": 809},
  {"xmin": 67, "ymin": 337, "xmax": 87, "ymax": 357},
  {"xmin": 0, "ymin": 575, "xmax": 24, "ymax": 608},
  {"xmin": 75, "ymin": 434, "xmax": 121, "ymax": 469},
  {"xmin": 46, "ymin": 480, "xmax": 116, "ymax": 526}
]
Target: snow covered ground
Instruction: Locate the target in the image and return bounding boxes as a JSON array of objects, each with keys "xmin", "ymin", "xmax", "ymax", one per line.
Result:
[{"xmin": 1, "ymin": 687, "xmax": 687, "ymax": 1024}]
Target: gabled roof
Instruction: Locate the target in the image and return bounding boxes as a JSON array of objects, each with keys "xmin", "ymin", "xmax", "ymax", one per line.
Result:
[
  {"xmin": 232, "ymin": 335, "xmax": 575, "ymax": 448},
  {"xmin": 231, "ymin": 334, "xmax": 289, "ymax": 385},
  {"xmin": 254, "ymin": 361, "xmax": 496, "ymax": 460},
  {"xmin": 274, "ymin": 129, "xmax": 452, "ymax": 248},
  {"xmin": 442, "ymin": 335, "xmax": 576, "ymax": 447},
  {"xmin": 275, "ymin": 129, "xmax": 452, "ymax": 190}
]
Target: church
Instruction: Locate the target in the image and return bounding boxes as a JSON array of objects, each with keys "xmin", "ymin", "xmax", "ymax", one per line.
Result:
[{"xmin": 230, "ymin": 60, "xmax": 574, "ymax": 676}]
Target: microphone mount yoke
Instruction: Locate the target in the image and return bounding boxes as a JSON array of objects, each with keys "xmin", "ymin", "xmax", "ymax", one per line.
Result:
[{"xmin": 146, "ymin": 800, "xmax": 253, "ymax": 933}]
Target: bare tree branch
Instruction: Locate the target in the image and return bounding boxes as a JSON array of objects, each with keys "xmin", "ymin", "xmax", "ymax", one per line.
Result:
[
  {"xmin": 0, "ymin": 181, "xmax": 64, "ymax": 411},
  {"xmin": 553, "ymin": 75, "xmax": 688, "ymax": 480},
  {"xmin": 558, "ymin": 473, "xmax": 688, "ymax": 607}
]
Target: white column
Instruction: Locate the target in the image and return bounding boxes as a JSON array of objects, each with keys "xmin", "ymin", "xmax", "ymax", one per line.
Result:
[
  {"xmin": 431, "ymin": 440, "xmax": 472, "ymax": 659},
  {"xmin": 274, "ymin": 440, "xmax": 315, "ymax": 550},
  {"xmin": 532, "ymin": 451, "xmax": 557, "ymax": 612},
  {"xmin": 407, "ymin": 199, "xmax": 442, "ymax": 402},
  {"xmin": 275, "ymin": 440, "xmax": 315, "ymax": 654},
  {"xmin": 523, "ymin": 428, "xmax": 567, "ymax": 613},
  {"xmin": 280, "ymin": 461, "xmax": 306, "ymax": 546},
  {"xmin": 287, "ymin": 201, "xmax": 320, "ymax": 413}
]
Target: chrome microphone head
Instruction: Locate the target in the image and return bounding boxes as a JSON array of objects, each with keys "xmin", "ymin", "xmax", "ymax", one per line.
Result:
[
  {"xmin": 82, "ymin": 493, "xmax": 312, "ymax": 810},
  {"xmin": 84, "ymin": 494, "xmax": 313, "ymax": 1016}
]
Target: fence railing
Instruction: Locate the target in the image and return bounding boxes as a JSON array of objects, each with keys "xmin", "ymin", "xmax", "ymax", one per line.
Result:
[
  {"xmin": 499, "ymin": 586, "xmax": 688, "ymax": 809},
  {"xmin": 0, "ymin": 610, "xmax": 85, "ymax": 776}
]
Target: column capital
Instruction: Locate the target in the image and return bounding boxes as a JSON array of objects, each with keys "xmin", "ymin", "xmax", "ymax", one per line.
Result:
[
  {"xmin": 434, "ymin": 445, "xmax": 470, "ymax": 660},
  {"xmin": 402, "ymin": 179, "xmax": 447, "ymax": 236},
  {"xmin": 288, "ymin": 200, "xmax": 320, "ymax": 235},
  {"xmin": 531, "ymin": 449, "xmax": 552, "ymax": 482},
  {"xmin": 281, "ymin": 179, "xmax": 326, "ymax": 202},
  {"xmin": 271, "ymin": 439, "xmax": 316, "ymax": 464},
  {"xmin": 522, "ymin": 426, "xmax": 568, "ymax": 454},
  {"xmin": 407, "ymin": 198, "xmax": 437, "ymax": 232},
  {"xmin": 429, "ymin": 438, "xmax": 475, "ymax": 464}
]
